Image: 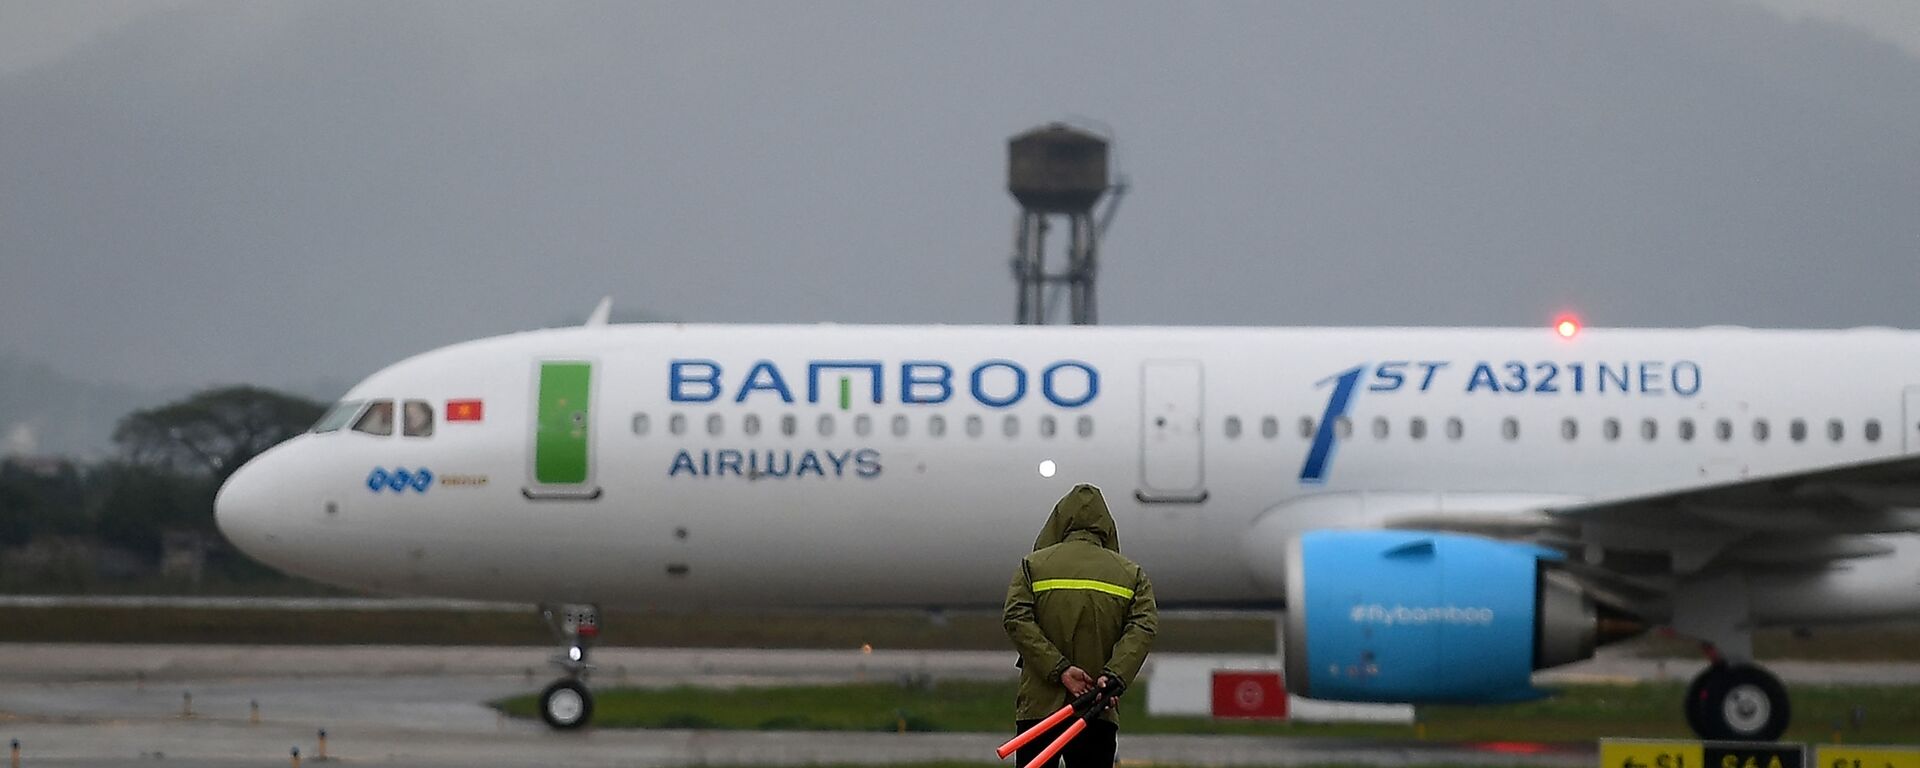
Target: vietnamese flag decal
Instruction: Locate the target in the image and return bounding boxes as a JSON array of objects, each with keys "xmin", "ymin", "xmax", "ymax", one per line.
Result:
[{"xmin": 446, "ymin": 399, "xmax": 485, "ymax": 422}]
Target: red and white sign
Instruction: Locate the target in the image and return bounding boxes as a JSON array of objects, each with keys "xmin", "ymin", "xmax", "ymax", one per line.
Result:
[
  {"xmin": 1210, "ymin": 670, "xmax": 1288, "ymax": 719},
  {"xmin": 446, "ymin": 399, "xmax": 485, "ymax": 422}
]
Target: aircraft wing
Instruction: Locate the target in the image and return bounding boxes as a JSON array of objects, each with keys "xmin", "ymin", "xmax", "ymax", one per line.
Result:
[{"xmin": 1387, "ymin": 455, "xmax": 1920, "ymax": 610}]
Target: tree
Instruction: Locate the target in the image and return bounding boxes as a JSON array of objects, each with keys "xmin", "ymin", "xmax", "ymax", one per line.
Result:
[{"xmin": 113, "ymin": 386, "xmax": 325, "ymax": 481}]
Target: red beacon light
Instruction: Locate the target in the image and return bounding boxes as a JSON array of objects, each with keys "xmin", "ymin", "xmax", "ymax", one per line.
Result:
[{"xmin": 1554, "ymin": 317, "xmax": 1581, "ymax": 339}]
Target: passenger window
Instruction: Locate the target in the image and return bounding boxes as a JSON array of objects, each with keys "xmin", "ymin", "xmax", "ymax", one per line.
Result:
[
  {"xmin": 892, "ymin": 415, "xmax": 910, "ymax": 438},
  {"xmin": 1335, "ymin": 417, "xmax": 1352, "ymax": 439},
  {"xmin": 706, "ymin": 413, "xmax": 723, "ymax": 436},
  {"xmin": 1603, "ymin": 418, "xmax": 1620, "ymax": 442},
  {"xmin": 402, "ymin": 400, "xmax": 434, "ymax": 438},
  {"xmin": 1753, "ymin": 419, "xmax": 1770, "ymax": 442},
  {"xmin": 1445, "ymin": 417, "xmax": 1463, "ymax": 441},
  {"xmin": 1678, "ymin": 418, "xmax": 1695, "ymax": 442},
  {"xmin": 670, "ymin": 413, "xmax": 687, "ymax": 436},
  {"xmin": 1076, "ymin": 415, "xmax": 1094, "ymax": 438},
  {"xmin": 1789, "ymin": 419, "xmax": 1806, "ymax": 443},
  {"xmin": 966, "ymin": 415, "xmax": 983, "ymax": 438},
  {"xmin": 1372, "ymin": 417, "xmax": 1388, "ymax": 440},
  {"xmin": 1408, "ymin": 417, "xmax": 1427, "ymax": 441},
  {"xmin": 1299, "ymin": 417, "xmax": 1315, "ymax": 439},
  {"xmin": 1501, "ymin": 417, "xmax": 1519, "ymax": 441},
  {"xmin": 313, "ymin": 400, "xmax": 366, "ymax": 434},
  {"xmin": 352, "ymin": 400, "xmax": 395, "ymax": 436},
  {"xmin": 1039, "ymin": 415, "xmax": 1056, "ymax": 439},
  {"xmin": 1715, "ymin": 418, "xmax": 1732, "ymax": 442},
  {"xmin": 1865, "ymin": 419, "xmax": 1883, "ymax": 442},
  {"xmin": 1261, "ymin": 416, "xmax": 1279, "ymax": 439},
  {"xmin": 929, "ymin": 415, "xmax": 947, "ymax": 438},
  {"xmin": 632, "ymin": 413, "xmax": 650, "ymax": 436},
  {"xmin": 817, "ymin": 414, "xmax": 835, "ymax": 437},
  {"xmin": 1224, "ymin": 417, "xmax": 1242, "ymax": 439},
  {"xmin": 1828, "ymin": 419, "xmax": 1843, "ymax": 443},
  {"xmin": 743, "ymin": 414, "xmax": 762, "ymax": 436},
  {"xmin": 1002, "ymin": 415, "xmax": 1019, "ymax": 438},
  {"xmin": 1641, "ymin": 418, "xmax": 1657, "ymax": 441},
  {"xmin": 854, "ymin": 414, "xmax": 872, "ymax": 437},
  {"xmin": 1561, "ymin": 418, "xmax": 1578, "ymax": 442}
]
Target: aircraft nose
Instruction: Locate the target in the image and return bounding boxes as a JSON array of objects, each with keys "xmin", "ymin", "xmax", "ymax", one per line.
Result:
[{"xmin": 215, "ymin": 456, "xmax": 278, "ymax": 558}]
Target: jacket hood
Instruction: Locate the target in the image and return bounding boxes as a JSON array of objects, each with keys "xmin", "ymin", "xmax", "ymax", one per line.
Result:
[{"xmin": 1033, "ymin": 484, "xmax": 1119, "ymax": 552}]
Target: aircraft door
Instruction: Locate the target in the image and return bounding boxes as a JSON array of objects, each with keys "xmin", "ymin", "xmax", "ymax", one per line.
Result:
[
  {"xmin": 1904, "ymin": 385, "xmax": 1920, "ymax": 453},
  {"xmin": 1137, "ymin": 359, "xmax": 1208, "ymax": 503},
  {"xmin": 524, "ymin": 360, "xmax": 603, "ymax": 501}
]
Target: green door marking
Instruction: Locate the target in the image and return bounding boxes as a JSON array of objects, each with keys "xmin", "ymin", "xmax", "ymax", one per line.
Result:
[{"xmin": 535, "ymin": 362, "xmax": 592, "ymax": 485}]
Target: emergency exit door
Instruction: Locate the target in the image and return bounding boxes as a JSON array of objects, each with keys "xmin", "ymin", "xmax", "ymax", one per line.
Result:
[{"xmin": 1138, "ymin": 360, "xmax": 1208, "ymax": 503}]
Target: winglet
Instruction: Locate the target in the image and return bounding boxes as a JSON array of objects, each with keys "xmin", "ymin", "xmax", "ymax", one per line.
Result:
[{"xmin": 584, "ymin": 296, "xmax": 613, "ymax": 327}]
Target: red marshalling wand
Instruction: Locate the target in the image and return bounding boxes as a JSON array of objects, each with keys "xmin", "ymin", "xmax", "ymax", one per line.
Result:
[{"xmin": 994, "ymin": 687, "xmax": 1114, "ymax": 768}]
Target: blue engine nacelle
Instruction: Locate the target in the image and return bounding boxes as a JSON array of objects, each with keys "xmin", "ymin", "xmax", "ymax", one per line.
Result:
[{"xmin": 1283, "ymin": 530, "xmax": 1607, "ymax": 704}]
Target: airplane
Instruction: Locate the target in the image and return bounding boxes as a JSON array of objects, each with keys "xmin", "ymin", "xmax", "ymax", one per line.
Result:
[{"xmin": 213, "ymin": 309, "xmax": 1920, "ymax": 741}]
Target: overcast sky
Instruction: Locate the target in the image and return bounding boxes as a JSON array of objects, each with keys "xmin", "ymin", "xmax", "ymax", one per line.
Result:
[{"xmin": 4, "ymin": 1, "xmax": 1920, "ymax": 393}]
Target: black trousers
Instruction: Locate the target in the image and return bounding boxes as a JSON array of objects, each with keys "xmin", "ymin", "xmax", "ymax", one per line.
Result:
[{"xmin": 1013, "ymin": 717, "xmax": 1117, "ymax": 768}]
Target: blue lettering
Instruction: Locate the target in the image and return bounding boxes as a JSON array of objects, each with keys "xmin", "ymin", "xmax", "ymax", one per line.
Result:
[
  {"xmin": 1533, "ymin": 362, "xmax": 1559, "ymax": 393},
  {"xmin": 970, "ymin": 360, "xmax": 1027, "ymax": 408},
  {"xmin": 670, "ymin": 360, "xmax": 722, "ymax": 403},
  {"xmin": 1041, "ymin": 361, "xmax": 1099, "ymax": 407},
  {"xmin": 669, "ymin": 450, "xmax": 698, "ymax": 477},
  {"xmin": 1370, "ymin": 361, "xmax": 1407, "ymax": 392},
  {"xmin": 1598, "ymin": 362, "xmax": 1630, "ymax": 393},
  {"xmin": 1672, "ymin": 360, "xmax": 1702, "ymax": 396},
  {"xmin": 736, "ymin": 360, "xmax": 795, "ymax": 403},
  {"xmin": 1416, "ymin": 361, "xmax": 1449, "ymax": 391},
  {"xmin": 716, "ymin": 449, "xmax": 743, "ymax": 476},
  {"xmin": 900, "ymin": 361, "xmax": 953, "ymax": 404},
  {"xmin": 796, "ymin": 451, "xmax": 825, "ymax": 478},
  {"xmin": 807, "ymin": 361, "xmax": 884, "ymax": 405},
  {"xmin": 763, "ymin": 450, "xmax": 792, "ymax": 477},
  {"xmin": 854, "ymin": 449, "xmax": 882, "ymax": 478},
  {"xmin": 1466, "ymin": 363, "xmax": 1501, "ymax": 393},
  {"xmin": 825, "ymin": 450, "xmax": 852, "ymax": 476},
  {"xmin": 1569, "ymin": 362, "xmax": 1585, "ymax": 393},
  {"xmin": 1300, "ymin": 366, "xmax": 1363, "ymax": 483},
  {"xmin": 1502, "ymin": 361, "xmax": 1528, "ymax": 393},
  {"xmin": 1640, "ymin": 361, "xmax": 1665, "ymax": 395}
]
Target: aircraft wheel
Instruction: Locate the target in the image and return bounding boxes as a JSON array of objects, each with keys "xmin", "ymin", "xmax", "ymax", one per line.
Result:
[
  {"xmin": 539, "ymin": 678, "xmax": 594, "ymax": 730},
  {"xmin": 1690, "ymin": 663, "xmax": 1789, "ymax": 742},
  {"xmin": 1683, "ymin": 663, "xmax": 1719, "ymax": 738}
]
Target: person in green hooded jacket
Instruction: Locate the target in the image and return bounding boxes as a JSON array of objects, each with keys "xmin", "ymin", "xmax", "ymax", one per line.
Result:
[{"xmin": 1003, "ymin": 483, "xmax": 1157, "ymax": 767}]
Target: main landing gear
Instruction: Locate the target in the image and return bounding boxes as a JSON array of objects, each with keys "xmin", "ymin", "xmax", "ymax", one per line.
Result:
[
  {"xmin": 1684, "ymin": 660, "xmax": 1790, "ymax": 742},
  {"xmin": 538, "ymin": 603, "xmax": 599, "ymax": 730}
]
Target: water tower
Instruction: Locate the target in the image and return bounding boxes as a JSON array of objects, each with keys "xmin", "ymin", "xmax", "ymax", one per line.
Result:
[{"xmin": 1008, "ymin": 123, "xmax": 1126, "ymax": 324}]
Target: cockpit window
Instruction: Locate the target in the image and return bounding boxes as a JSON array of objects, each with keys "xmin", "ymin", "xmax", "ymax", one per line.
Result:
[
  {"xmin": 311, "ymin": 400, "xmax": 366, "ymax": 433},
  {"xmin": 353, "ymin": 400, "xmax": 395, "ymax": 436},
  {"xmin": 403, "ymin": 400, "xmax": 434, "ymax": 438}
]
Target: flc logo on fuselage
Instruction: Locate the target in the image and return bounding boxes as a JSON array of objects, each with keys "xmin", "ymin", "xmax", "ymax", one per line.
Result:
[{"xmin": 667, "ymin": 358, "xmax": 1100, "ymax": 409}]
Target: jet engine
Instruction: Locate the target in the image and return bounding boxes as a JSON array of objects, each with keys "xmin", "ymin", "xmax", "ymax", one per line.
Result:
[{"xmin": 1283, "ymin": 530, "xmax": 1639, "ymax": 703}]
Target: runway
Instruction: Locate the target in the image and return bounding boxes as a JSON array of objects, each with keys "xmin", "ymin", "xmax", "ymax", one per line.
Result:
[{"xmin": 2, "ymin": 644, "xmax": 1915, "ymax": 767}]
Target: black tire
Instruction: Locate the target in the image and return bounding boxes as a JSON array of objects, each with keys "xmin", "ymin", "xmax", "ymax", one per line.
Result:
[
  {"xmin": 539, "ymin": 678, "xmax": 594, "ymax": 730},
  {"xmin": 1683, "ymin": 663, "xmax": 1722, "ymax": 739},
  {"xmin": 1695, "ymin": 663, "xmax": 1790, "ymax": 742}
]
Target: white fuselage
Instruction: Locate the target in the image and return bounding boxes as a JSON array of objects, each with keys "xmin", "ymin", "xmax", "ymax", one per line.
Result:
[{"xmin": 215, "ymin": 324, "xmax": 1920, "ymax": 624}]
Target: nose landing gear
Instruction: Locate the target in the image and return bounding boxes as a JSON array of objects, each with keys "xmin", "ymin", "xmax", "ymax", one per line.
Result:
[{"xmin": 538, "ymin": 603, "xmax": 599, "ymax": 730}]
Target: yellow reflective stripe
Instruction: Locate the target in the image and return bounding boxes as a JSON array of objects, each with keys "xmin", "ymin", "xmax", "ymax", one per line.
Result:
[{"xmin": 1032, "ymin": 578, "xmax": 1134, "ymax": 599}]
